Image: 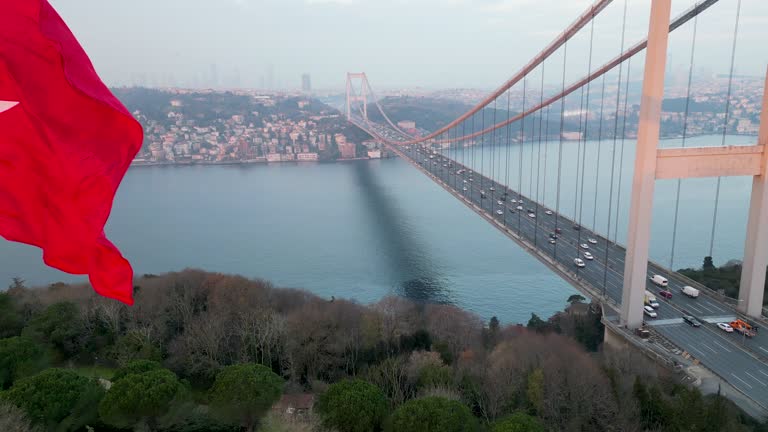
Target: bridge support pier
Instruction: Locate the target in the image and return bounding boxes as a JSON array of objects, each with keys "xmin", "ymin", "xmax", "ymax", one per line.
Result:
[
  {"xmin": 739, "ymin": 67, "xmax": 768, "ymax": 319},
  {"xmin": 621, "ymin": 0, "xmax": 671, "ymax": 329}
]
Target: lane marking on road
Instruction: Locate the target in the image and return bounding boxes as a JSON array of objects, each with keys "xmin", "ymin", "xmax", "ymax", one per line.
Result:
[
  {"xmin": 759, "ymin": 347, "xmax": 768, "ymax": 355},
  {"xmin": 711, "ymin": 340, "xmax": 732, "ymax": 352},
  {"xmin": 744, "ymin": 371, "xmax": 767, "ymax": 386},
  {"xmin": 759, "ymin": 370, "xmax": 768, "ymax": 378},
  {"xmin": 731, "ymin": 373, "xmax": 754, "ymax": 389},
  {"xmin": 701, "ymin": 343, "xmax": 718, "ymax": 353}
]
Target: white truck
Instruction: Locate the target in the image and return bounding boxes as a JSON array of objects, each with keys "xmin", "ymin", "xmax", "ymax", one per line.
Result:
[
  {"xmin": 644, "ymin": 291, "xmax": 660, "ymax": 308},
  {"xmin": 650, "ymin": 274, "xmax": 668, "ymax": 287},
  {"xmin": 681, "ymin": 285, "xmax": 700, "ymax": 298}
]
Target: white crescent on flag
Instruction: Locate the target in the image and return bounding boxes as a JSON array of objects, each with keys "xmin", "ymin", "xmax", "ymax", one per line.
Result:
[{"xmin": 0, "ymin": 100, "xmax": 19, "ymax": 113}]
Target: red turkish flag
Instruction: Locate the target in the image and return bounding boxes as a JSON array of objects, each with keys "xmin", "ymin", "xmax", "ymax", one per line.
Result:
[{"xmin": 0, "ymin": 0, "xmax": 143, "ymax": 304}]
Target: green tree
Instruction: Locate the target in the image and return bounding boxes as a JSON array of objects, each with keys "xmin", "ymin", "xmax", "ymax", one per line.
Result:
[
  {"xmin": 417, "ymin": 364, "xmax": 453, "ymax": 390},
  {"xmin": 385, "ymin": 397, "xmax": 479, "ymax": 432},
  {"xmin": 703, "ymin": 256, "xmax": 715, "ymax": 270},
  {"xmin": 99, "ymin": 368, "xmax": 183, "ymax": 431},
  {"xmin": 0, "ymin": 337, "xmax": 47, "ymax": 390},
  {"xmin": 316, "ymin": 379, "xmax": 388, "ymax": 432},
  {"xmin": 208, "ymin": 363, "xmax": 284, "ymax": 431},
  {"xmin": 567, "ymin": 294, "xmax": 586, "ymax": 304},
  {"xmin": 111, "ymin": 360, "xmax": 163, "ymax": 383},
  {"xmin": 0, "ymin": 292, "xmax": 23, "ymax": 338},
  {"xmin": 0, "ymin": 400, "xmax": 42, "ymax": 432},
  {"xmin": 526, "ymin": 313, "xmax": 552, "ymax": 333},
  {"xmin": 491, "ymin": 412, "xmax": 546, "ymax": 432},
  {"xmin": 1, "ymin": 368, "xmax": 104, "ymax": 432},
  {"xmin": 22, "ymin": 302, "xmax": 82, "ymax": 360},
  {"xmin": 108, "ymin": 331, "xmax": 162, "ymax": 366},
  {"xmin": 526, "ymin": 368, "xmax": 544, "ymax": 416}
]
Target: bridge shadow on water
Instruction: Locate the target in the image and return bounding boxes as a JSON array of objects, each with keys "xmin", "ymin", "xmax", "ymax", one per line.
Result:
[{"xmin": 351, "ymin": 161, "xmax": 452, "ymax": 304}]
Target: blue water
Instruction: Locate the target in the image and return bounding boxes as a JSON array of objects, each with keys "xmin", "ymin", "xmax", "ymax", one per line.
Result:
[{"xmin": 0, "ymin": 135, "xmax": 756, "ymax": 324}]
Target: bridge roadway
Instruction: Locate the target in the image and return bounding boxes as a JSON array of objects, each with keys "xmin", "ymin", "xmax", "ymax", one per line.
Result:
[{"xmin": 351, "ymin": 116, "xmax": 768, "ymax": 409}]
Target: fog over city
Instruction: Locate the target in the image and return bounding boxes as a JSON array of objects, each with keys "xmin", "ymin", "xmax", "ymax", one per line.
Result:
[{"xmin": 51, "ymin": 0, "xmax": 767, "ymax": 90}]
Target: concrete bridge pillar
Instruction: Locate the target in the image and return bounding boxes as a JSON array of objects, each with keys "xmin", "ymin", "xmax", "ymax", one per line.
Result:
[
  {"xmin": 739, "ymin": 67, "xmax": 768, "ymax": 318},
  {"xmin": 621, "ymin": 0, "xmax": 671, "ymax": 329}
]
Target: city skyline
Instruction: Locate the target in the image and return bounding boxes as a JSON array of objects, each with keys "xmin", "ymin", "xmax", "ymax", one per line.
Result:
[{"xmin": 50, "ymin": 0, "xmax": 768, "ymax": 90}]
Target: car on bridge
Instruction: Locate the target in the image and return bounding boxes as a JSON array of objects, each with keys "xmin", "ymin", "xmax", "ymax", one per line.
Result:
[
  {"xmin": 659, "ymin": 289, "xmax": 673, "ymax": 299},
  {"xmin": 496, "ymin": 209, "xmax": 503, "ymax": 215},
  {"xmin": 548, "ymin": 238, "xmax": 556, "ymax": 244},
  {"xmin": 489, "ymin": 187, "xmax": 496, "ymax": 191},
  {"xmin": 555, "ymin": 228, "xmax": 563, "ymax": 234},
  {"xmin": 574, "ymin": 258, "xmax": 585, "ymax": 268},
  {"xmin": 463, "ymin": 187, "xmax": 468, "ymax": 191},
  {"xmin": 643, "ymin": 306, "xmax": 658, "ymax": 318},
  {"xmin": 573, "ymin": 224, "xmax": 581, "ymax": 230},
  {"xmin": 583, "ymin": 252, "xmax": 594, "ymax": 260},
  {"xmin": 545, "ymin": 210, "xmax": 553, "ymax": 215},
  {"xmin": 580, "ymin": 243, "xmax": 590, "ymax": 250},
  {"xmin": 549, "ymin": 233, "xmax": 559, "ymax": 239},
  {"xmin": 717, "ymin": 322, "xmax": 734, "ymax": 333},
  {"xmin": 528, "ymin": 213, "xmax": 536, "ymax": 218},
  {"xmin": 683, "ymin": 316, "xmax": 701, "ymax": 327},
  {"xmin": 516, "ymin": 205, "xmax": 523, "ymax": 211},
  {"xmin": 588, "ymin": 238, "xmax": 597, "ymax": 244},
  {"xmin": 497, "ymin": 200, "xmax": 503, "ymax": 205}
]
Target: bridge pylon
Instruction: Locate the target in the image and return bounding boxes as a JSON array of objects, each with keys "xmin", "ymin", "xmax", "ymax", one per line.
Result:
[
  {"xmin": 623, "ymin": 0, "xmax": 768, "ymax": 328},
  {"xmin": 345, "ymin": 72, "xmax": 369, "ymax": 121}
]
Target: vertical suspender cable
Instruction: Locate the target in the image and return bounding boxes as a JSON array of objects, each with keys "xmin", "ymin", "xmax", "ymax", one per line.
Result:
[
  {"xmin": 577, "ymin": 15, "xmax": 596, "ymax": 254},
  {"xmin": 555, "ymin": 42, "xmax": 568, "ymax": 261},
  {"xmin": 670, "ymin": 13, "xmax": 698, "ymax": 271},
  {"xmin": 505, "ymin": 90, "xmax": 512, "ymax": 193},
  {"xmin": 614, "ymin": 56, "xmax": 632, "ymax": 243},
  {"xmin": 709, "ymin": 0, "xmax": 742, "ymax": 259},
  {"xmin": 535, "ymin": 64, "xmax": 546, "ymax": 246},
  {"xmin": 592, "ymin": 74, "xmax": 607, "ymax": 231},
  {"xmin": 491, "ymin": 99, "xmax": 498, "ymax": 198},
  {"xmin": 604, "ymin": 0, "xmax": 628, "ymax": 296},
  {"xmin": 518, "ymin": 77, "xmax": 528, "ymax": 233}
]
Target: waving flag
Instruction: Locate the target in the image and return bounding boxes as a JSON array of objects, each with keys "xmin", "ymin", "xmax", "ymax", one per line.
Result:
[{"xmin": 0, "ymin": 0, "xmax": 143, "ymax": 304}]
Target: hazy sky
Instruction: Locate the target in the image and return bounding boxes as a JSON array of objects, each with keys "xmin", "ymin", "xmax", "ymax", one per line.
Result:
[{"xmin": 50, "ymin": 0, "xmax": 767, "ymax": 91}]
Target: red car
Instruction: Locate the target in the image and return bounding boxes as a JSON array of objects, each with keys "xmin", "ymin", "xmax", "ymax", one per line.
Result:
[{"xmin": 659, "ymin": 290, "xmax": 673, "ymax": 299}]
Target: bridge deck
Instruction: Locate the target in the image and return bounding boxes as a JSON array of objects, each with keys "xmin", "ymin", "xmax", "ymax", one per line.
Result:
[{"xmin": 352, "ymin": 115, "xmax": 768, "ymax": 411}]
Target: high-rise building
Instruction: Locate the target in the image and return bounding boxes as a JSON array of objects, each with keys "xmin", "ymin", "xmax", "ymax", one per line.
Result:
[{"xmin": 301, "ymin": 74, "xmax": 311, "ymax": 92}]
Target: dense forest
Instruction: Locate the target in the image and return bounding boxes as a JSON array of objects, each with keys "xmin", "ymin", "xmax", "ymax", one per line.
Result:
[{"xmin": 0, "ymin": 270, "xmax": 764, "ymax": 432}]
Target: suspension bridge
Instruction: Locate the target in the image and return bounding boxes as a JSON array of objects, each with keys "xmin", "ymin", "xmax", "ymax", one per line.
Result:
[{"xmin": 343, "ymin": 0, "xmax": 768, "ymax": 414}]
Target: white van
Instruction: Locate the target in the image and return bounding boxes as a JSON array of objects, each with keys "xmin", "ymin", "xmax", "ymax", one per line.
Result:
[
  {"xmin": 682, "ymin": 286, "xmax": 700, "ymax": 298},
  {"xmin": 650, "ymin": 274, "xmax": 668, "ymax": 287}
]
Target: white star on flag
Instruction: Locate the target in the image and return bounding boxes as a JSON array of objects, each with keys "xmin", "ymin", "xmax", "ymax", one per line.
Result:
[{"xmin": 0, "ymin": 100, "xmax": 19, "ymax": 113}]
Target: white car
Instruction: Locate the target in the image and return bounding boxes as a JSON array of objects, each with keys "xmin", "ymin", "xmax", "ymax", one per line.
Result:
[
  {"xmin": 643, "ymin": 306, "xmax": 657, "ymax": 318},
  {"xmin": 588, "ymin": 238, "xmax": 597, "ymax": 244},
  {"xmin": 574, "ymin": 258, "xmax": 585, "ymax": 268},
  {"xmin": 580, "ymin": 243, "xmax": 590, "ymax": 250},
  {"xmin": 497, "ymin": 200, "xmax": 503, "ymax": 205},
  {"xmin": 549, "ymin": 238, "xmax": 556, "ymax": 244},
  {"xmin": 496, "ymin": 209, "xmax": 503, "ymax": 215},
  {"xmin": 528, "ymin": 213, "xmax": 536, "ymax": 218},
  {"xmin": 489, "ymin": 187, "xmax": 495, "ymax": 191},
  {"xmin": 717, "ymin": 323, "xmax": 734, "ymax": 333},
  {"xmin": 516, "ymin": 206, "xmax": 523, "ymax": 211},
  {"xmin": 463, "ymin": 179, "xmax": 468, "ymax": 183},
  {"xmin": 511, "ymin": 199, "xmax": 517, "ymax": 204},
  {"xmin": 583, "ymin": 252, "xmax": 594, "ymax": 260},
  {"xmin": 463, "ymin": 187, "xmax": 468, "ymax": 191},
  {"xmin": 545, "ymin": 210, "xmax": 553, "ymax": 215}
]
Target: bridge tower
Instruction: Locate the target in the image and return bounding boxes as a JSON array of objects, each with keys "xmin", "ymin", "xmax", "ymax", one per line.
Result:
[
  {"xmin": 345, "ymin": 72, "xmax": 369, "ymax": 121},
  {"xmin": 622, "ymin": 0, "xmax": 768, "ymax": 328}
]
